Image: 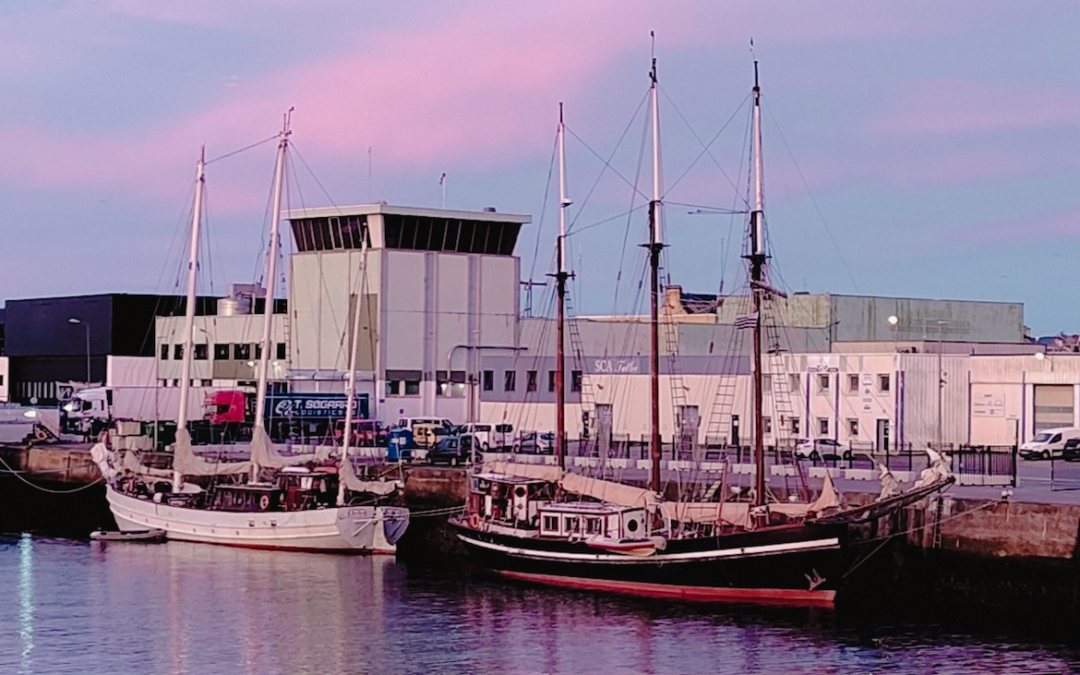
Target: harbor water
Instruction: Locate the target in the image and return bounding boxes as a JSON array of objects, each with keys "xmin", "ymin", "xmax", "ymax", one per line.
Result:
[{"xmin": 2, "ymin": 534, "xmax": 1080, "ymax": 674}]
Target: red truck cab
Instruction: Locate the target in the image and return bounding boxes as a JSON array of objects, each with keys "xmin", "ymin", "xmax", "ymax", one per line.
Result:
[{"xmin": 205, "ymin": 390, "xmax": 252, "ymax": 425}]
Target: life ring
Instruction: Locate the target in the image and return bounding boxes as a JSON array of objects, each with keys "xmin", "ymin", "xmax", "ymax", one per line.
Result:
[
  {"xmin": 469, "ymin": 513, "xmax": 480, "ymax": 529},
  {"xmin": 259, "ymin": 494, "xmax": 271, "ymax": 511},
  {"xmin": 34, "ymin": 428, "xmax": 48, "ymax": 441}
]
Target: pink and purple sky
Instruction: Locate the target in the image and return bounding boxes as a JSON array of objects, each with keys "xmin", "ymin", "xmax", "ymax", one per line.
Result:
[{"xmin": 1, "ymin": 1, "xmax": 1077, "ymax": 334}]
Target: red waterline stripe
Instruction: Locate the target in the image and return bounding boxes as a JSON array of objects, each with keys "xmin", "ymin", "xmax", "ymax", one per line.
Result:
[{"xmin": 496, "ymin": 570, "xmax": 836, "ymax": 607}]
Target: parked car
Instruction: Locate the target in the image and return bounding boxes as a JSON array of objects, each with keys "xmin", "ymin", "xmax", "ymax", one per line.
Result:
[
  {"xmin": 794, "ymin": 438, "xmax": 849, "ymax": 460},
  {"xmin": 512, "ymin": 431, "xmax": 555, "ymax": 454},
  {"xmin": 1062, "ymin": 437, "xmax": 1080, "ymax": 462},
  {"xmin": 428, "ymin": 434, "xmax": 481, "ymax": 466},
  {"xmin": 1019, "ymin": 427, "xmax": 1080, "ymax": 460},
  {"xmin": 456, "ymin": 423, "xmax": 493, "ymax": 450}
]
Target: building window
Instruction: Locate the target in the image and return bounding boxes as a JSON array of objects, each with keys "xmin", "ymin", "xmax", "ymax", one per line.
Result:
[
  {"xmin": 504, "ymin": 371, "xmax": 516, "ymax": 392},
  {"xmin": 571, "ymin": 371, "xmax": 582, "ymax": 393},
  {"xmin": 255, "ymin": 344, "xmax": 263, "ymax": 360},
  {"xmin": 764, "ymin": 416, "xmax": 772, "ymax": 434},
  {"xmin": 214, "ymin": 344, "xmax": 229, "ymax": 360},
  {"xmin": 200, "ymin": 379, "xmax": 212, "ymax": 387},
  {"xmin": 818, "ymin": 374, "xmax": 830, "ymax": 392},
  {"xmin": 878, "ymin": 374, "xmax": 891, "ymax": 392},
  {"xmin": 276, "ymin": 343, "xmax": 286, "ymax": 360},
  {"xmin": 234, "ymin": 344, "xmax": 251, "ymax": 361},
  {"xmin": 404, "ymin": 380, "xmax": 420, "ymax": 396},
  {"xmin": 848, "ymin": 374, "xmax": 859, "ymax": 393},
  {"xmin": 762, "ymin": 374, "xmax": 772, "ymax": 392},
  {"xmin": 548, "ymin": 371, "xmax": 556, "ymax": 392},
  {"xmin": 526, "ymin": 370, "xmax": 538, "ymax": 393},
  {"xmin": 789, "ymin": 374, "xmax": 800, "ymax": 392},
  {"xmin": 160, "ymin": 344, "xmax": 169, "ymax": 360},
  {"xmin": 386, "ymin": 381, "xmax": 401, "ymax": 396},
  {"xmin": 848, "ymin": 419, "xmax": 859, "ymax": 436},
  {"xmin": 818, "ymin": 418, "xmax": 829, "ymax": 436},
  {"xmin": 174, "ymin": 344, "xmax": 184, "ymax": 360},
  {"xmin": 482, "ymin": 371, "xmax": 493, "ymax": 391},
  {"xmin": 194, "ymin": 344, "xmax": 208, "ymax": 360},
  {"xmin": 791, "ymin": 418, "xmax": 801, "ymax": 435}
]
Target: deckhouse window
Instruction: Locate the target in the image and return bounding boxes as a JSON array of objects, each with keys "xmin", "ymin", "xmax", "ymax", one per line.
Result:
[
  {"xmin": 564, "ymin": 517, "xmax": 580, "ymax": 533},
  {"xmin": 542, "ymin": 515, "xmax": 558, "ymax": 532},
  {"xmin": 585, "ymin": 517, "xmax": 602, "ymax": 535}
]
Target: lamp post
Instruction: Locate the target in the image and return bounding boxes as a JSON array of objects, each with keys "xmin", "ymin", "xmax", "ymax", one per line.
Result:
[
  {"xmin": 936, "ymin": 320, "xmax": 947, "ymax": 451},
  {"xmin": 67, "ymin": 317, "xmax": 90, "ymax": 384}
]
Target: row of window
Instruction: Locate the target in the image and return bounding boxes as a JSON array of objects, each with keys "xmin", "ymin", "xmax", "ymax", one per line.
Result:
[
  {"xmin": 762, "ymin": 373, "xmax": 891, "ymax": 394},
  {"xmin": 541, "ymin": 515, "xmax": 604, "ymax": 535},
  {"xmin": 161, "ymin": 343, "xmax": 287, "ymax": 361},
  {"xmin": 761, "ymin": 416, "xmax": 866, "ymax": 437},
  {"xmin": 482, "ymin": 370, "xmax": 583, "ymax": 393}
]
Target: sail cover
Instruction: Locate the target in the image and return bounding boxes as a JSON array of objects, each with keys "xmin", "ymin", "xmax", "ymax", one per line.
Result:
[
  {"xmin": 173, "ymin": 428, "xmax": 252, "ymax": 476},
  {"xmin": 339, "ymin": 449, "xmax": 402, "ymax": 495},
  {"xmin": 482, "ymin": 462, "xmax": 658, "ymax": 509},
  {"xmin": 560, "ymin": 472, "xmax": 658, "ymax": 509},
  {"xmin": 250, "ymin": 426, "xmax": 327, "ymax": 470},
  {"xmin": 659, "ymin": 501, "xmax": 750, "ymax": 528}
]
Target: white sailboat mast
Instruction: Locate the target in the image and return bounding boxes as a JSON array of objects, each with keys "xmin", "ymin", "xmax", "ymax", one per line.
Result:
[
  {"xmin": 554, "ymin": 103, "xmax": 571, "ymax": 469},
  {"xmin": 173, "ymin": 147, "xmax": 206, "ymax": 492},
  {"xmin": 749, "ymin": 58, "xmax": 768, "ymax": 507},
  {"xmin": 339, "ymin": 231, "xmax": 369, "ymax": 505},
  {"xmin": 647, "ymin": 53, "xmax": 664, "ymax": 494},
  {"xmin": 252, "ymin": 114, "xmax": 292, "ymax": 456}
]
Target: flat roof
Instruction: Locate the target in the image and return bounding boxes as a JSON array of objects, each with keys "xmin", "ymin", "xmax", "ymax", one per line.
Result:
[{"xmin": 286, "ymin": 203, "xmax": 530, "ymax": 225}]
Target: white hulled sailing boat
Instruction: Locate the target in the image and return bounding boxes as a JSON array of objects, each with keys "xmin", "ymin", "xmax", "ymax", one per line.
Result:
[
  {"xmin": 450, "ymin": 56, "xmax": 952, "ymax": 604},
  {"xmin": 92, "ymin": 116, "xmax": 409, "ymax": 553}
]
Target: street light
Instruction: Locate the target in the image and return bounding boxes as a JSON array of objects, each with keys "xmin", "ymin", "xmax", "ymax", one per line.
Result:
[
  {"xmin": 936, "ymin": 320, "xmax": 947, "ymax": 452},
  {"xmin": 67, "ymin": 317, "xmax": 90, "ymax": 384}
]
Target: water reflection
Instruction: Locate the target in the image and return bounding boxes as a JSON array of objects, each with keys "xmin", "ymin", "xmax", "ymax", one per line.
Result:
[
  {"xmin": 1, "ymin": 536, "xmax": 1080, "ymax": 674},
  {"xmin": 19, "ymin": 533, "xmax": 33, "ymax": 675}
]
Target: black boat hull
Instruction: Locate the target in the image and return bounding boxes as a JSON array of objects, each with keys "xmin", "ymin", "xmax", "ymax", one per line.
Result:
[{"xmin": 452, "ymin": 520, "xmax": 848, "ymax": 606}]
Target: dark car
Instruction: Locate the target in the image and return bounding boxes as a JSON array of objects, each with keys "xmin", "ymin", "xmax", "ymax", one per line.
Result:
[
  {"xmin": 428, "ymin": 435, "xmax": 480, "ymax": 466},
  {"xmin": 1063, "ymin": 437, "xmax": 1080, "ymax": 461}
]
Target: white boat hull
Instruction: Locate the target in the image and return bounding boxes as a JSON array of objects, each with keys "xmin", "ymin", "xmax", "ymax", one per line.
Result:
[{"xmin": 106, "ymin": 486, "xmax": 408, "ymax": 554}]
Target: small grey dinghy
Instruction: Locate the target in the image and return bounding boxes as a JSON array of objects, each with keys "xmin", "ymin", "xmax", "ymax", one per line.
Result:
[{"xmin": 90, "ymin": 529, "xmax": 167, "ymax": 543}]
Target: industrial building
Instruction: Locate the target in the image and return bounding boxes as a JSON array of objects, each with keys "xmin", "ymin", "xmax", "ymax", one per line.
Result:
[{"xmin": 3, "ymin": 202, "xmax": 1073, "ymax": 451}]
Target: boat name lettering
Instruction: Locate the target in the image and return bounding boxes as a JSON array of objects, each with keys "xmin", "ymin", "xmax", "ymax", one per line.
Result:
[{"xmin": 593, "ymin": 359, "xmax": 640, "ymax": 374}]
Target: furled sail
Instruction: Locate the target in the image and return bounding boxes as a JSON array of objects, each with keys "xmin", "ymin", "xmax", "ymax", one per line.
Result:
[{"xmin": 173, "ymin": 428, "xmax": 251, "ymax": 476}]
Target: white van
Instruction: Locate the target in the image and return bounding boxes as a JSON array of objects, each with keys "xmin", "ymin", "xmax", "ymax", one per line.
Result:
[
  {"xmin": 1020, "ymin": 427, "xmax": 1080, "ymax": 460},
  {"xmin": 458, "ymin": 423, "xmax": 514, "ymax": 450}
]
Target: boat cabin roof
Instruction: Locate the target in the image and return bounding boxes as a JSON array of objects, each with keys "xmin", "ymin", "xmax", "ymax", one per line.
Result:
[
  {"xmin": 474, "ymin": 473, "xmax": 546, "ymax": 486},
  {"xmin": 539, "ymin": 501, "xmax": 638, "ymax": 516}
]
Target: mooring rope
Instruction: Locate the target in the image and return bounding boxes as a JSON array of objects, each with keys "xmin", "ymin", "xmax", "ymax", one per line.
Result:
[
  {"xmin": 0, "ymin": 452, "xmax": 105, "ymax": 494},
  {"xmin": 842, "ymin": 496, "xmax": 1005, "ymax": 580}
]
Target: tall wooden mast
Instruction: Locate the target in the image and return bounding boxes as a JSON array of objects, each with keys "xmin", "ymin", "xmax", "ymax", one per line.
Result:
[
  {"xmin": 553, "ymin": 103, "xmax": 572, "ymax": 470},
  {"xmin": 748, "ymin": 60, "xmax": 768, "ymax": 508},
  {"xmin": 646, "ymin": 56, "xmax": 665, "ymax": 495}
]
